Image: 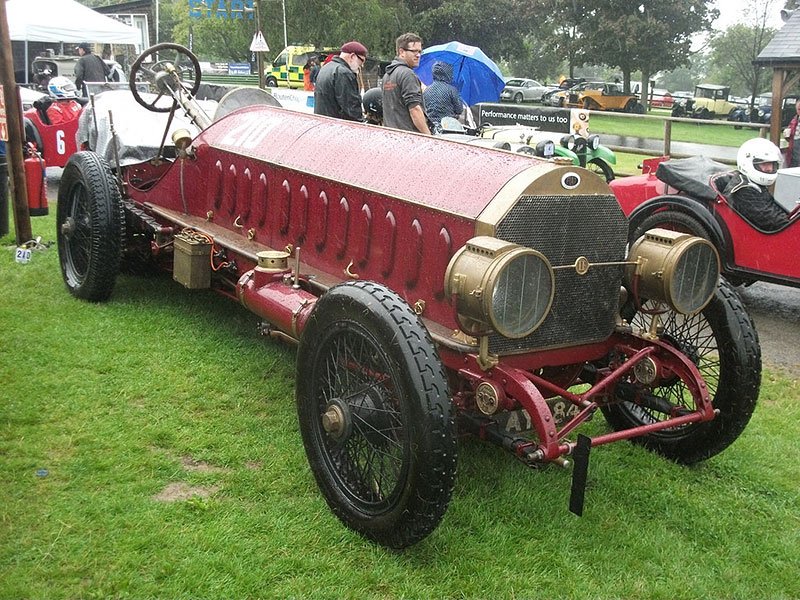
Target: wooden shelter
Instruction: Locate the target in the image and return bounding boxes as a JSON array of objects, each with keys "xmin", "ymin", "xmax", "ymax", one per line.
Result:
[{"xmin": 755, "ymin": 10, "xmax": 800, "ymax": 143}]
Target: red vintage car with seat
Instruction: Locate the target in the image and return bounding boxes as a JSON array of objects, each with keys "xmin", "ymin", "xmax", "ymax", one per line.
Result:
[
  {"xmin": 22, "ymin": 86, "xmax": 82, "ymax": 168},
  {"xmin": 56, "ymin": 44, "xmax": 762, "ymax": 548},
  {"xmin": 610, "ymin": 153, "xmax": 800, "ymax": 289},
  {"xmin": 609, "ymin": 151, "xmax": 800, "ymax": 287}
]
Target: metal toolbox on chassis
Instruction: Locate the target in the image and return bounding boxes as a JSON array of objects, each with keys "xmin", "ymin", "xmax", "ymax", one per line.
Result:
[{"xmin": 173, "ymin": 233, "xmax": 211, "ymax": 289}]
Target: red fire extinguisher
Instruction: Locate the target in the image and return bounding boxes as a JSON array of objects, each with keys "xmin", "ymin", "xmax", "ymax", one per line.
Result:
[{"xmin": 24, "ymin": 143, "xmax": 48, "ymax": 217}]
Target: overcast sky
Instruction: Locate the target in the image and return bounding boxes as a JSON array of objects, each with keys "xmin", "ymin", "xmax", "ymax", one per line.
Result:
[{"xmin": 712, "ymin": 0, "xmax": 786, "ymax": 31}]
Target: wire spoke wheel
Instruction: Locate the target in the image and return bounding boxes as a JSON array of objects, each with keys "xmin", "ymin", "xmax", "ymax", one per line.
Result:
[
  {"xmin": 318, "ymin": 326, "xmax": 409, "ymax": 508},
  {"xmin": 602, "ymin": 278, "xmax": 761, "ymax": 463},
  {"xmin": 297, "ymin": 281, "xmax": 456, "ymax": 548}
]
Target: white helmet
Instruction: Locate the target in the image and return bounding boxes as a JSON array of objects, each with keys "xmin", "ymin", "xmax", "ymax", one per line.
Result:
[
  {"xmin": 48, "ymin": 76, "xmax": 77, "ymax": 98},
  {"xmin": 736, "ymin": 137, "xmax": 781, "ymax": 186}
]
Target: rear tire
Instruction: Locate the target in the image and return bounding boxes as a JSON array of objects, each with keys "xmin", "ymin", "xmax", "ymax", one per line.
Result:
[
  {"xmin": 602, "ymin": 278, "xmax": 760, "ymax": 464},
  {"xmin": 296, "ymin": 281, "xmax": 457, "ymax": 548},
  {"xmin": 57, "ymin": 152, "xmax": 123, "ymax": 301}
]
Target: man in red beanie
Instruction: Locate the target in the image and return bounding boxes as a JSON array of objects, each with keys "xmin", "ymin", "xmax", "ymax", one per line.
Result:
[{"xmin": 313, "ymin": 41, "xmax": 368, "ymax": 121}]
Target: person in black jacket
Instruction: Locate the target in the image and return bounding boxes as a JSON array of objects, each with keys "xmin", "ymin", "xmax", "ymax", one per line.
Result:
[
  {"xmin": 719, "ymin": 138, "xmax": 789, "ymax": 232},
  {"xmin": 313, "ymin": 41, "xmax": 368, "ymax": 121},
  {"xmin": 74, "ymin": 42, "xmax": 107, "ymax": 97}
]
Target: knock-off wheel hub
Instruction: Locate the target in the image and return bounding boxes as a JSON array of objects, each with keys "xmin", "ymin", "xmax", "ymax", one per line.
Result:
[
  {"xmin": 322, "ymin": 399, "xmax": 351, "ymax": 441},
  {"xmin": 61, "ymin": 217, "xmax": 76, "ymax": 237}
]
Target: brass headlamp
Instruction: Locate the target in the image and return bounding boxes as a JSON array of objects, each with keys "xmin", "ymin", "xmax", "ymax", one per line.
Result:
[
  {"xmin": 445, "ymin": 237, "xmax": 554, "ymax": 339},
  {"xmin": 626, "ymin": 228, "xmax": 720, "ymax": 314}
]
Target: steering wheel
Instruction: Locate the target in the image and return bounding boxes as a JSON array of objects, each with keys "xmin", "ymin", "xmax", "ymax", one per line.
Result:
[{"xmin": 129, "ymin": 43, "xmax": 201, "ymax": 113}]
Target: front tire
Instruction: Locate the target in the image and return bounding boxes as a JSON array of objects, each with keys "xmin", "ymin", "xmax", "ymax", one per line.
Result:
[
  {"xmin": 602, "ymin": 278, "xmax": 761, "ymax": 464},
  {"xmin": 631, "ymin": 209, "xmax": 710, "ymax": 243},
  {"xmin": 514, "ymin": 92, "xmax": 523, "ymax": 104},
  {"xmin": 57, "ymin": 152, "xmax": 123, "ymax": 301},
  {"xmin": 296, "ymin": 281, "xmax": 457, "ymax": 548}
]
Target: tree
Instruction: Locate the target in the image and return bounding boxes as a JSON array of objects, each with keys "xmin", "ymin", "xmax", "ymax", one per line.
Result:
[
  {"xmin": 408, "ymin": 0, "xmax": 539, "ymax": 61},
  {"xmin": 579, "ymin": 0, "xmax": 718, "ymax": 106},
  {"xmin": 708, "ymin": 0, "xmax": 778, "ymax": 104},
  {"xmin": 535, "ymin": 0, "xmax": 590, "ymax": 79}
]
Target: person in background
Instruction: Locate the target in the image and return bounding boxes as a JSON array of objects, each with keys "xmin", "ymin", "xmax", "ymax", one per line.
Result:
[
  {"xmin": 362, "ymin": 87, "xmax": 383, "ymax": 125},
  {"xmin": 73, "ymin": 42, "xmax": 107, "ymax": 97},
  {"xmin": 303, "ymin": 58, "xmax": 314, "ymax": 91},
  {"xmin": 382, "ymin": 33, "xmax": 430, "ymax": 134},
  {"xmin": 423, "ymin": 61, "xmax": 463, "ymax": 133},
  {"xmin": 717, "ymin": 138, "xmax": 789, "ymax": 232},
  {"xmin": 309, "ymin": 56, "xmax": 320, "ymax": 89},
  {"xmin": 782, "ymin": 99, "xmax": 800, "ymax": 167},
  {"xmin": 313, "ymin": 41, "xmax": 368, "ymax": 121}
]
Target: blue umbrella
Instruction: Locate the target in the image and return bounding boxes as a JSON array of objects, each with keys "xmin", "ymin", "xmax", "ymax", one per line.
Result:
[{"xmin": 414, "ymin": 41, "xmax": 505, "ymax": 106}]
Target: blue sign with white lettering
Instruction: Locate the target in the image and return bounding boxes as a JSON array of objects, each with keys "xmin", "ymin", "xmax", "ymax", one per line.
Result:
[
  {"xmin": 228, "ymin": 63, "xmax": 252, "ymax": 75},
  {"xmin": 189, "ymin": 0, "xmax": 254, "ymax": 19}
]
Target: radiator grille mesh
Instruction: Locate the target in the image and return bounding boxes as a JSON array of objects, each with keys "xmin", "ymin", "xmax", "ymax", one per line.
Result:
[{"xmin": 490, "ymin": 194, "xmax": 628, "ymax": 354}]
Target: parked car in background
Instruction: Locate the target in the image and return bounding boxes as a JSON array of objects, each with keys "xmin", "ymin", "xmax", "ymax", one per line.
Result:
[
  {"xmin": 579, "ymin": 81, "xmax": 644, "ymax": 112},
  {"xmin": 672, "ymin": 91, "xmax": 692, "ymax": 103},
  {"xmin": 500, "ymin": 78, "xmax": 550, "ymax": 103},
  {"xmin": 648, "ymin": 88, "xmax": 673, "ymax": 108},
  {"xmin": 552, "ymin": 81, "xmax": 643, "ymax": 113},
  {"xmin": 31, "ymin": 55, "xmax": 124, "ymax": 91},
  {"xmin": 549, "ymin": 81, "xmax": 595, "ymax": 107},
  {"xmin": 671, "ymin": 84, "xmax": 739, "ymax": 119},
  {"xmin": 728, "ymin": 95, "xmax": 799, "ymax": 129}
]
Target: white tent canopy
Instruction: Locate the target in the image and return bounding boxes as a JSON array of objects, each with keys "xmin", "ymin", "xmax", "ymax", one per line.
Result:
[{"xmin": 7, "ymin": 0, "xmax": 140, "ymax": 45}]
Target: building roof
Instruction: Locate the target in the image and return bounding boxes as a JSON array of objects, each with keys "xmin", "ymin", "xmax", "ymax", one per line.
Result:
[{"xmin": 755, "ymin": 10, "xmax": 800, "ymax": 66}]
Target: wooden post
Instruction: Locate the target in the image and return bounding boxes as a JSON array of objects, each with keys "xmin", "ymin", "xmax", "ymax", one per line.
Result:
[
  {"xmin": 255, "ymin": 0, "xmax": 264, "ymax": 90},
  {"xmin": 663, "ymin": 119, "xmax": 672, "ymax": 157},
  {"xmin": 0, "ymin": 0, "xmax": 33, "ymax": 244},
  {"xmin": 771, "ymin": 69, "xmax": 783, "ymax": 145}
]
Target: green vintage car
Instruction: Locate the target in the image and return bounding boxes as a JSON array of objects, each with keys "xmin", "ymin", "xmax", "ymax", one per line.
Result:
[{"xmin": 479, "ymin": 125, "xmax": 617, "ymax": 181}]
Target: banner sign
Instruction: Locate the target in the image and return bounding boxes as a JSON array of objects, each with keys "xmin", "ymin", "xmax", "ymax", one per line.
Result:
[
  {"xmin": 228, "ymin": 63, "xmax": 252, "ymax": 75},
  {"xmin": 475, "ymin": 103, "xmax": 590, "ymax": 136},
  {"xmin": 189, "ymin": 0, "xmax": 254, "ymax": 19}
]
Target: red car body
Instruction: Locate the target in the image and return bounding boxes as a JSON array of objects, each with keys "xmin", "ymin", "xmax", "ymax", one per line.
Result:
[
  {"xmin": 23, "ymin": 98, "xmax": 82, "ymax": 168},
  {"xmin": 649, "ymin": 91, "xmax": 674, "ymax": 109},
  {"xmin": 610, "ymin": 157, "xmax": 800, "ymax": 288}
]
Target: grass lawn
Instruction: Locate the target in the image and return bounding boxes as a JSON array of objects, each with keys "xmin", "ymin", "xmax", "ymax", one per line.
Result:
[
  {"xmin": 1, "ymin": 204, "xmax": 799, "ymax": 599},
  {"xmin": 586, "ymin": 112, "xmax": 759, "ymax": 147}
]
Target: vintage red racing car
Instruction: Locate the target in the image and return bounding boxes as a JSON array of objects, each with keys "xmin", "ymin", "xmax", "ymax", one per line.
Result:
[{"xmin": 56, "ymin": 45, "xmax": 762, "ymax": 548}]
